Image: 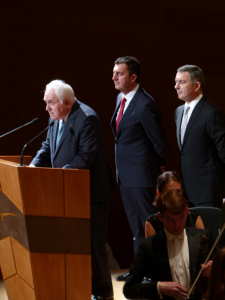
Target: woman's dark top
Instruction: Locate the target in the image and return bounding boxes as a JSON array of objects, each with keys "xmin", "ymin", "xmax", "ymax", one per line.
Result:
[{"xmin": 146, "ymin": 210, "xmax": 200, "ymax": 233}]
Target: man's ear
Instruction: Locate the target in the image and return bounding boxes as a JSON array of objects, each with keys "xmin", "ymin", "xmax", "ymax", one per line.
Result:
[
  {"xmin": 131, "ymin": 73, "xmax": 137, "ymax": 83},
  {"xmin": 157, "ymin": 212, "xmax": 163, "ymax": 222},
  {"xmin": 64, "ymin": 98, "xmax": 72, "ymax": 108},
  {"xmin": 195, "ymin": 81, "xmax": 201, "ymax": 92}
]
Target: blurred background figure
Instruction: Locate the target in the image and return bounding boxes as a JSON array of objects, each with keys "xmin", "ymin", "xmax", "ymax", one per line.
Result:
[
  {"xmin": 203, "ymin": 246, "xmax": 225, "ymax": 300},
  {"xmin": 145, "ymin": 171, "xmax": 204, "ymax": 238}
]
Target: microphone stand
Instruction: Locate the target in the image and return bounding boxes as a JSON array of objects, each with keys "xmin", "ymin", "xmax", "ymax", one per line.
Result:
[
  {"xmin": 0, "ymin": 118, "xmax": 38, "ymax": 138},
  {"xmin": 19, "ymin": 126, "xmax": 49, "ymax": 166}
]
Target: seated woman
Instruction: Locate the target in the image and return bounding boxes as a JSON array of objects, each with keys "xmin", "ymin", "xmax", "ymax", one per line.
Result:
[
  {"xmin": 145, "ymin": 171, "xmax": 204, "ymax": 237},
  {"xmin": 203, "ymin": 246, "xmax": 225, "ymax": 300}
]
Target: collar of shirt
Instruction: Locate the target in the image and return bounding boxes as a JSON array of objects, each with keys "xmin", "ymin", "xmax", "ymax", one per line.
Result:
[
  {"xmin": 122, "ymin": 84, "xmax": 139, "ymax": 113},
  {"xmin": 58, "ymin": 119, "xmax": 64, "ymax": 132},
  {"xmin": 116, "ymin": 84, "xmax": 139, "ymax": 120},
  {"xmin": 122, "ymin": 84, "xmax": 139, "ymax": 102},
  {"xmin": 58, "ymin": 107, "xmax": 73, "ymax": 129},
  {"xmin": 165, "ymin": 229, "xmax": 184, "ymax": 241},
  {"xmin": 184, "ymin": 94, "xmax": 203, "ymax": 122}
]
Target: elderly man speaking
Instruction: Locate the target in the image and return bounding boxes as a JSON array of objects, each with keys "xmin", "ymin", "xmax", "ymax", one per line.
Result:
[{"xmin": 30, "ymin": 80, "xmax": 114, "ymax": 300}]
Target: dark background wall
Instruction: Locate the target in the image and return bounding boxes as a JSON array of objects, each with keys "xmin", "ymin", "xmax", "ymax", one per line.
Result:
[{"xmin": 1, "ymin": 0, "xmax": 225, "ymax": 268}]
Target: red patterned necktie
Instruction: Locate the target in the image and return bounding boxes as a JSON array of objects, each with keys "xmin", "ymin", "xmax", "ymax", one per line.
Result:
[{"xmin": 116, "ymin": 97, "xmax": 127, "ymax": 133}]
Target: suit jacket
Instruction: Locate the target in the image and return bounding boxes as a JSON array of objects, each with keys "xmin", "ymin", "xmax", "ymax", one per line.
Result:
[
  {"xmin": 110, "ymin": 86, "xmax": 169, "ymax": 188},
  {"xmin": 30, "ymin": 100, "xmax": 113, "ymax": 205},
  {"xmin": 175, "ymin": 96, "xmax": 225, "ymax": 207},
  {"xmin": 123, "ymin": 227, "xmax": 212, "ymax": 300}
]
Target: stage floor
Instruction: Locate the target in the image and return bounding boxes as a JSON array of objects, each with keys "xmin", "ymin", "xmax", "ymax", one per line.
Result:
[
  {"xmin": 0, "ymin": 280, "xmax": 7, "ymax": 300},
  {"xmin": 0, "ymin": 269, "xmax": 129, "ymax": 300}
]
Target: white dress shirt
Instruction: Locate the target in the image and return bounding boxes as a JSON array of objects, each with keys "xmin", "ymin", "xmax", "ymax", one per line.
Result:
[
  {"xmin": 58, "ymin": 119, "xmax": 64, "ymax": 130},
  {"xmin": 182, "ymin": 94, "xmax": 203, "ymax": 124},
  {"xmin": 157, "ymin": 229, "xmax": 191, "ymax": 299},
  {"xmin": 116, "ymin": 84, "xmax": 139, "ymax": 120},
  {"xmin": 165, "ymin": 229, "xmax": 191, "ymax": 292}
]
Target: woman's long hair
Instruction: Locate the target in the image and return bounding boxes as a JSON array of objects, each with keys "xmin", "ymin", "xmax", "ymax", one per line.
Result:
[{"xmin": 206, "ymin": 246, "xmax": 225, "ymax": 300}]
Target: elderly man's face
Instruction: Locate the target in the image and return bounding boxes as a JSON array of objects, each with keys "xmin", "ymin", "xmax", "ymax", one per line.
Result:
[
  {"xmin": 44, "ymin": 88, "xmax": 71, "ymax": 121},
  {"xmin": 175, "ymin": 72, "xmax": 201, "ymax": 103},
  {"xmin": 157, "ymin": 208, "xmax": 189, "ymax": 235}
]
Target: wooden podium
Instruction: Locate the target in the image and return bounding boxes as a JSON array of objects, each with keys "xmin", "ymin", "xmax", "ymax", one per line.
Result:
[{"xmin": 0, "ymin": 156, "xmax": 91, "ymax": 300}]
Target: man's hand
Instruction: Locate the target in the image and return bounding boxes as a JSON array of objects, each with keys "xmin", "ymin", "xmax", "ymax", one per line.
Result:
[
  {"xmin": 201, "ymin": 260, "xmax": 212, "ymax": 277},
  {"xmin": 158, "ymin": 281, "xmax": 188, "ymax": 300}
]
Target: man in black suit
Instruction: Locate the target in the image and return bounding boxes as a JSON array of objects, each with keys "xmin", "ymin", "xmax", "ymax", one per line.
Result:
[
  {"xmin": 123, "ymin": 190, "xmax": 213, "ymax": 300},
  {"xmin": 30, "ymin": 80, "xmax": 113, "ymax": 300},
  {"xmin": 175, "ymin": 65, "xmax": 225, "ymax": 208},
  {"xmin": 111, "ymin": 57, "xmax": 169, "ymax": 257}
]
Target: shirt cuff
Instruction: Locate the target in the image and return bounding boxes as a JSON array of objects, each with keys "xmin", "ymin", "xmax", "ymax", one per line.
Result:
[{"xmin": 157, "ymin": 282, "xmax": 163, "ymax": 299}]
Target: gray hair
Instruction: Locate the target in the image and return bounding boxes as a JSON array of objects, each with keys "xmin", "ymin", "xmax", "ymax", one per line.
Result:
[
  {"xmin": 45, "ymin": 80, "xmax": 76, "ymax": 104},
  {"xmin": 177, "ymin": 65, "xmax": 205, "ymax": 91}
]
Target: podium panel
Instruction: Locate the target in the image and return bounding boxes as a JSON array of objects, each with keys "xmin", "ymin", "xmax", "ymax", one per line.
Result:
[
  {"xmin": 4, "ymin": 275, "xmax": 36, "ymax": 300},
  {"xmin": 0, "ymin": 157, "xmax": 91, "ymax": 300}
]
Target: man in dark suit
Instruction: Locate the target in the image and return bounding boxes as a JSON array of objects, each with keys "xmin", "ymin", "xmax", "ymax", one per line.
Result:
[
  {"xmin": 111, "ymin": 56, "xmax": 169, "ymax": 258},
  {"xmin": 123, "ymin": 190, "xmax": 213, "ymax": 300},
  {"xmin": 30, "ymin": 80, "xmax": 113, "ymax": 300},
  {"xmin": 175, "ymin": 65, "xmax": 225, "ymax": 208}
]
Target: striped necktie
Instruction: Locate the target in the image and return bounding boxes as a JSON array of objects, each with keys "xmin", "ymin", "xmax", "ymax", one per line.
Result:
[{"xmin": 180, "ymin": 106, "xmax": 190, "ymax": 144}]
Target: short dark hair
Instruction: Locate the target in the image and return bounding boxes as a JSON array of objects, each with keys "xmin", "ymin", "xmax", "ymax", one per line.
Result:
[
  {"xmin": 156, "ymin": 190, "xmax": 187, "ymax": 215},
  {"xmin": 177, "ymin": 64, "xmax": 205, "ymax": 91},
  {"xmin": 114, "ymin": 56, "xmax": 140, "ymax": 82}
]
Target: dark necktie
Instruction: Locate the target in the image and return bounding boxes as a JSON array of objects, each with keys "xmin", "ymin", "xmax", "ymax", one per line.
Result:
[
  {"xmin": 56, "ymin": 121, "xmax": 65, "ymax": 147},
  {"xmin": 116, "ymin": 97, "xmax": 127, "ymax": 133}
]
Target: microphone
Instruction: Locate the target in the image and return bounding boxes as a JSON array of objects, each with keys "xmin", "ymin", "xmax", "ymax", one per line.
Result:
[
  {"xmin": 31, "ymin": 118, "xmax": 39, "ymax": 123},
  {"xmin": 19, "ymin": 125, "xmax": 50, "ymax": 166},
  {"xmin": 0, "ymin": 118, "xmax": 39, "ymax": 138}
]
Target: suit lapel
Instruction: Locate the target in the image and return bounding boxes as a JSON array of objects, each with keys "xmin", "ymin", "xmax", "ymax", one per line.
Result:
[
  {"xmin": 111, "ymin": 94, "xmax": 122, "ymax": 138},
  {"xmin": 181, "ymin": 98, "xmax": 205, "ymax": 149},
  {"xmin": 52, "ymin": 120, "xmax": 59, "ymax": 155},
  {"xmin": 154, "ymin": 229, "xmax": 206, "ymax": 284},
  {"xmin": 53, "ymin": 102, "xmax": 78, "ymax": 158},
  {"xmin": 116, "ymin": 87, "xmax": 142, "ymax": 138},
  {"xmin": 186, "ymin": 227, "xmax": 202, "ymax": 283},
  {"xmin": 154, "ymin": 231, "xmax": 173, "ymax": 281},
  {"xmin": 176, "ymin": 106, "xmax": 184, "ymax": 150}
]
